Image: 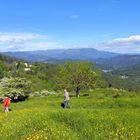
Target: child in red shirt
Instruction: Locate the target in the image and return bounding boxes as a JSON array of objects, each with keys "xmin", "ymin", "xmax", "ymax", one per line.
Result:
[{"xmin": 3, "ymin": 95, "xmax": 11, "ymax": 112}]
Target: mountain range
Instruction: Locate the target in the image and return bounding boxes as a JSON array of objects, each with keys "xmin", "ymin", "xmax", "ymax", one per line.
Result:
[
  {"xmin": 1, "ymin": 48, "xmax": 140, "ymax": 69},
  {"xmin": 1, "ymin": 48, "xmax": 118, "ymax": 62}
]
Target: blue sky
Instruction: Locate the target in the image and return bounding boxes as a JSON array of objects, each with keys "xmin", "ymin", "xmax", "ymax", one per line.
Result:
[{"xmin": 0, "ymin": 0, "xmax": 140, "ymax": 53}]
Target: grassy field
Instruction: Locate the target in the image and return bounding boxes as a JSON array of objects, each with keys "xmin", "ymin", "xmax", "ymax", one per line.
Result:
[{"xmin": 0, "ymin": 88, "xmax": 140, "ymax": 140}]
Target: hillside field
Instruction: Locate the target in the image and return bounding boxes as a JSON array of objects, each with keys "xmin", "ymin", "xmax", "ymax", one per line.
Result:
[{"xmin": 0, "ymin": 88, "xmax": 140, "ymax": 140}]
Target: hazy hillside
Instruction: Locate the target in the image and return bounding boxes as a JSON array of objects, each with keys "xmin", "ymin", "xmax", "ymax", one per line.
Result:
[
  {"xmin": 0, "ymin": 54, "xmax": 18, "ymax": 63},
  {"xmin": 1, "ymin": 48, "xmax": 118, "ymax": 62},
  {"xmin": 96, "ymin": 55, "xmax": 140, "ymax": 69}
]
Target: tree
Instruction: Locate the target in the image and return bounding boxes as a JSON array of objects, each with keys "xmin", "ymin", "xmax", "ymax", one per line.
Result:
[
  {"xmin": 54, "ymin": 61, "xmax": 100, "ymax": 96},
  {"xmin": 0, "ymin": 61, "xmax": 8, "ymax": 79}
]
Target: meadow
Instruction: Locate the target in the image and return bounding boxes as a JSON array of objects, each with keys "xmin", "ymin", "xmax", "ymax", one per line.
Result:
[{"xmin": 0, "ymin": 88, "xmax": 140, "ymax": 140}]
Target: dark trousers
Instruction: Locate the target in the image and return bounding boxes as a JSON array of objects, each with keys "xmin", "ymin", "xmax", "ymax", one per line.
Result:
[{"xmin": 64, "ymin": 100, "xmax": 70, "ymax": 108}]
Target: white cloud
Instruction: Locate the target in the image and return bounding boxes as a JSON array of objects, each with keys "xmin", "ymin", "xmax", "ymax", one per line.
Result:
[
  {"xmin": 0, "ymin": 32, "xmax": 44, "ymax": 43},
  {"xmin": 0, "ymin": 33, "xmax": 140, "ymax": 54},
  {"xmin": 0, "ymin": 32, "xmax": 54, "ymax": 52},
  {"xmin": 93, "ymin": 35, "xmax": 140, "ymax": 53},
  {"xmin": 112, "ymin": 35, "xmax": 140, "ymax": 44}
]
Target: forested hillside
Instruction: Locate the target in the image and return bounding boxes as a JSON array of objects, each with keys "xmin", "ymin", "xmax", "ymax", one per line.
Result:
[
  {"xmin": 0, "ymin": 53, "xmax": 140, "ymax": 102},
  {"xmin": 110, "ymin": 64, "xmax": 140, "ymax": 83}
]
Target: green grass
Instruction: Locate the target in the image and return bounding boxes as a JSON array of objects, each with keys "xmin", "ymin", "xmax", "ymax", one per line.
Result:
[{"xmin": 0, "ymin": 88, "xmax": 140, "ymax": 140}]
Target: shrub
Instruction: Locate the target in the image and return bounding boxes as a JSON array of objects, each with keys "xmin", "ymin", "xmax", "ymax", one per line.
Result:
[{"xmin": 0, "ymin": 77, "xmax": 31, "ymax": 102}]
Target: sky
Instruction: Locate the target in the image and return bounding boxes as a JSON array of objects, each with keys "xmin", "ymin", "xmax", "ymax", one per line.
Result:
[{"xmin": 0, "ymin": 0, "xmax": 140, "ymax": 53}]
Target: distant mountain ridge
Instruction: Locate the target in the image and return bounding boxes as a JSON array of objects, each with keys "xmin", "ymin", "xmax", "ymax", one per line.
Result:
[
  {"xmin": 1, "ymin": 48, "xmax": 140, "ymax": 69},
  {"xmin": 1, "ymin": 48, "xmax": 119, "ymax": 62}
]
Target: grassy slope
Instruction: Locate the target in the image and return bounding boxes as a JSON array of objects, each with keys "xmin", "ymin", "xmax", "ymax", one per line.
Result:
[{"xmin": 0, "ymin": 88, "xmax": 140, "ymax": 140}]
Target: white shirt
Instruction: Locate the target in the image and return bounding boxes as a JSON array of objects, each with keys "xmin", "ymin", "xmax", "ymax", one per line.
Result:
[{"xmin": 64, "ymin": 91, "xmax": 70, "ymax": 101}]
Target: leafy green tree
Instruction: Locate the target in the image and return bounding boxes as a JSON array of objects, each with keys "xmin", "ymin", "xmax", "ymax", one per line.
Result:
[
  {"xmin": 54, "ymin": 61, "xmax": 100, "ymax": 96},
  {"xmin": 0, "ymin": 61, "xmax": 8, "ymax": 79}
]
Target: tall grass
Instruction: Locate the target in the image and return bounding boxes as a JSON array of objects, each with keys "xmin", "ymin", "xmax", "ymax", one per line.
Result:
[{"xmin": 0, "ymin": 88, "xmax": 140, "ymax": 140}]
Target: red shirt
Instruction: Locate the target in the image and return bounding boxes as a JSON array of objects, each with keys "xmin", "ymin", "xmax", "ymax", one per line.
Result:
[{"xmin": 3, "ymin": 97, "xmax": 11, "ymax": 107}]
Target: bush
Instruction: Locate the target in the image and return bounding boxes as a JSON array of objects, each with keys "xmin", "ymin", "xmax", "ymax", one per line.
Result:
[
  {"xmin": 0, "ymin": 77, "xmax": 31, "ymax": 102},
  {"xmin": 31, "ymin": 90, "xmax": 56, "ymax": 97}
]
